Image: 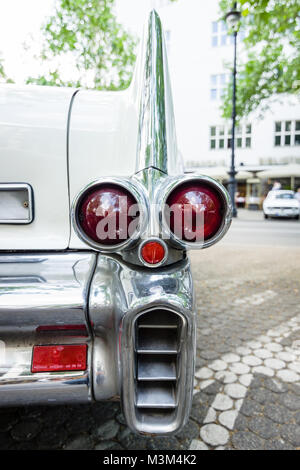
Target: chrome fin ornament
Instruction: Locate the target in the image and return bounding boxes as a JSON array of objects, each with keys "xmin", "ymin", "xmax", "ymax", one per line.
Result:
[
  {"xmin": 119, "ymin": 15, "xmax": 195, "ymax": 436},
  {"xmin": 133, "ymin": 10, "xmax": 182, "ymax": 176}
]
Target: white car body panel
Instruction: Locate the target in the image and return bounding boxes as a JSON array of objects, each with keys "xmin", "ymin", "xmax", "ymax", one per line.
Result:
[
  {"xmin": 0, "ymin": 84, "xmax": 75, "ymax": 249},
  {"xmin": 68, "ymin": 89, "xmax": 138, "ymax": 249},
  {"xmin": 0, "ymin": 85, "xmax": 139, "ymax": 250}
]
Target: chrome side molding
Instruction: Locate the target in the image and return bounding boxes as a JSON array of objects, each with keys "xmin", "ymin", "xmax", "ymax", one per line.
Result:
[{"xmin": 0, "ymin": 252, "xmax": 96, "ymax": 406}]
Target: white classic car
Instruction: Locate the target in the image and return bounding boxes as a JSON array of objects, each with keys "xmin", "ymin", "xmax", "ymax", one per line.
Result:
[
  {"xmin": 263, "ymin": 190, "xmax": 300, "ymax": 219},
  {"xmin": 0, "ymin": 11, "xmax": 232, "ymax": 435}
]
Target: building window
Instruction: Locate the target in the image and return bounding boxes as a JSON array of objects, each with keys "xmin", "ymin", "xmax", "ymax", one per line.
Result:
[
  {"xmin": 210, "ymin": 73, "xmax": 230, "ymax": 100},
  {"xmin": 209, "ymin": 124, "xmax": 252, "ymax": 150},
  {"xmin": 210, "ymin": 88, "xmax": 217, "ymax": 100},
  {"xmin": 165, "ymin": 30, "xmax": 171, "ymax": 44},
  {"xmin": 274, "ymin": 120, "xmax": 300, "ymax": 146},
  {"xmin": 153, "ymin": 0, "xmax": 170, "ymax": 8},
  {"xmin": 212, "ymin": 21, "xmax": 229, "ymax": 47},
  {"xmin": 239, "ymin": 29, "xmax": 246, "ymax": 41},
  {"xmin": 211, "ymin": 21, "xmax": 244, "ymax": 47},
  {"xmin": 164, "ymin": 30, "xmax": 171, "ymax": 52},
  {"xmin": 296, "ymin": 121, "xmax": 300, "ymax": 145}
]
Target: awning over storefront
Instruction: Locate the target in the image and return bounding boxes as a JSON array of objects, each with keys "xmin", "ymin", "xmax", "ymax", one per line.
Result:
[
  {"xmin": 258, "ymin": 164, "xmax": 300, "ymax": 179},
  {"xmin": 199, "ymin": 166, "xmax": 253, "ymax": 181}
]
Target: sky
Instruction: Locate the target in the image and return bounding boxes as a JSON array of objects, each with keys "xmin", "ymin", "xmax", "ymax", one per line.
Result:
[
  {"xmin": 0, "ymin": 0, "xmax": 167, "ymax": 84},
  {"xmin": 0, "ymin": 0, "xmax": 54, "ymax": 82}
]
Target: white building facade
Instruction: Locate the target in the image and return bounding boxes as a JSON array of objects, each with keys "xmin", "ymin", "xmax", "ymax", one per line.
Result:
[{"xmin": 154, "ymin": 0, "xmax": 300, "ymax": 201}]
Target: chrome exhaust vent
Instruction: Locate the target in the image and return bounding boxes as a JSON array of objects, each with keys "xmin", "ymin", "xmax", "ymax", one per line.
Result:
[
  {"xmin": 121, "ymin": 308, "xmax": 195, "ymax": 435},
  {"xmin": 135, "ymin": 311, "xmax": 179, "ymax": 412}
]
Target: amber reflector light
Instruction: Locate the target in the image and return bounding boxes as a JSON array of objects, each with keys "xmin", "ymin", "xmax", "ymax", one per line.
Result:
[
  {"xmin": 166, "ymin": 181, "xmax": 223, "ymax": 241},
  {"xmin": 78, "ymin": 184, "xmax": 137, "ymax": 245},
  {"xmin": 141, "ymin": 241, "xmax": 165, "ymax": 265},
  {"xmin": 32, "ymin": 344, "xmax": 87, "ymax": 373}
]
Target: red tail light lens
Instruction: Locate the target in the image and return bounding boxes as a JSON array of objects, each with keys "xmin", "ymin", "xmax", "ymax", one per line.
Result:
[
  {"xmin": 166, "ymin": 182, "xmax": 223, "ymax": 241},
  {"xmin": 77, "ymin": 184, "xmax": 137, "ymax": 245},
  {"xmin": 140, "ymin": 240, "xmax": 166, "ymax": 265}
]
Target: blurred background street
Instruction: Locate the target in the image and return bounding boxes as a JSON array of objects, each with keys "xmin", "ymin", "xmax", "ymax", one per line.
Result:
[{"xmin": 218, "ymin": 209, "xmax": 300, "ymax": 246}]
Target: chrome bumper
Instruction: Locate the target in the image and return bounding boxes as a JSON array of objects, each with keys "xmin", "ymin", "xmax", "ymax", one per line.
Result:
[{"xmin": 0, "ymin": 252, "xmax": 196, "ymax": 434}]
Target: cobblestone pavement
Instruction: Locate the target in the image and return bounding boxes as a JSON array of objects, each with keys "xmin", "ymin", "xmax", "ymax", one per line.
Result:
[{"xmin": 0, "ymin": 241, "xmax": 299, "ymax": 450}]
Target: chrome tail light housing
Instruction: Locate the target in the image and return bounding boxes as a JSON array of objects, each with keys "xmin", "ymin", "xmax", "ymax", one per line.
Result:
[
  {"xmin": 72, "ymin": 178, "xmax": 148, "ymax": 252},
  {"xmin": 159, "ymin": 175, "xmax": 232, "ymax": 249}
]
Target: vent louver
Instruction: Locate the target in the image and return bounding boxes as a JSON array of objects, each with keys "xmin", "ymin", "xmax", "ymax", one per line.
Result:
[
  {"xmin": 134, "ymin": 311, "xmax": 180, "ymax": 414},
  {"xmin": 121, "ymin": 308, "xmax": 194, "ymax": 435}
]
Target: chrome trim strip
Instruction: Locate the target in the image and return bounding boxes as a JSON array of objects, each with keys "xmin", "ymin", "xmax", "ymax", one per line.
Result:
[
  {"xmin": 133, "ymin": 167, "xmax": 167, "ymax": 240},
  {"xmin": 0, "ymin": 183, "xmax": 34, "ymax": 224},
  {"xmin": 158, "ymin": 174, "xmax": 233, "ymax": 249},
  {"xmin": 71, "ymin": 177, "xmax": 149, "ymax": 253},
  {"xmin": 0, "ymin": 252, "xmax": 96, "ymax": 329}
]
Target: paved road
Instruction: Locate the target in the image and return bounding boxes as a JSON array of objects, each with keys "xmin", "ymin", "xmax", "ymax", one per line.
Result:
[
  {"xmin": 222, "ymin": 209, "xmax": 300, "ymax": 247},
  {"xmin": 189, "ymin": 242, "xmax": 300, "ymax": 450},
  {"xmin": 0, "ymin": 211, "xmax": 299, "ymax": 450}
]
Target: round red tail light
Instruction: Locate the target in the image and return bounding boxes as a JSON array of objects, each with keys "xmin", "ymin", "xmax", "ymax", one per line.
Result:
[
  {"xmin": 77, "ymin": 184, "xmax": 138, "ymax": 246},
  {"xmin": 166, "ymin": 181, "xmax": 224, "ymax": 242},
  {"xmin": 140, "ymin": 240, "xmax": 166, "ymax": 265}
]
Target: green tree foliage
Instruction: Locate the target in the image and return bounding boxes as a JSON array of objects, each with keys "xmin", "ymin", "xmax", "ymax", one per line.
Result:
[
  {"xmin": 220, "ymin": 0, "xmax": 300, "ymax": 119},
  {"xmin": 0, "ymin": 58, "xmax": 5, "ymax": 80},
  {"xmin": 0, "ymin": 55, "xmax": 14, "ymax": 84},
  {"xmin": 27, "ymin": 0, "xmax": 137, "ymax": 90}
]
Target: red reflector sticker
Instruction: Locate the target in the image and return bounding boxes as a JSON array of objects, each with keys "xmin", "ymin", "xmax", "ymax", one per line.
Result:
[{"xmin": 32, "ymin": 345, "xmax": 87, "ymax": 373}]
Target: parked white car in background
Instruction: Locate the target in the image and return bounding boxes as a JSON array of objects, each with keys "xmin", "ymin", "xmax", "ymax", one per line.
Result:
[{"xmin": 263, "ymin": 190, "xmax": 300, "ymax": 219}]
